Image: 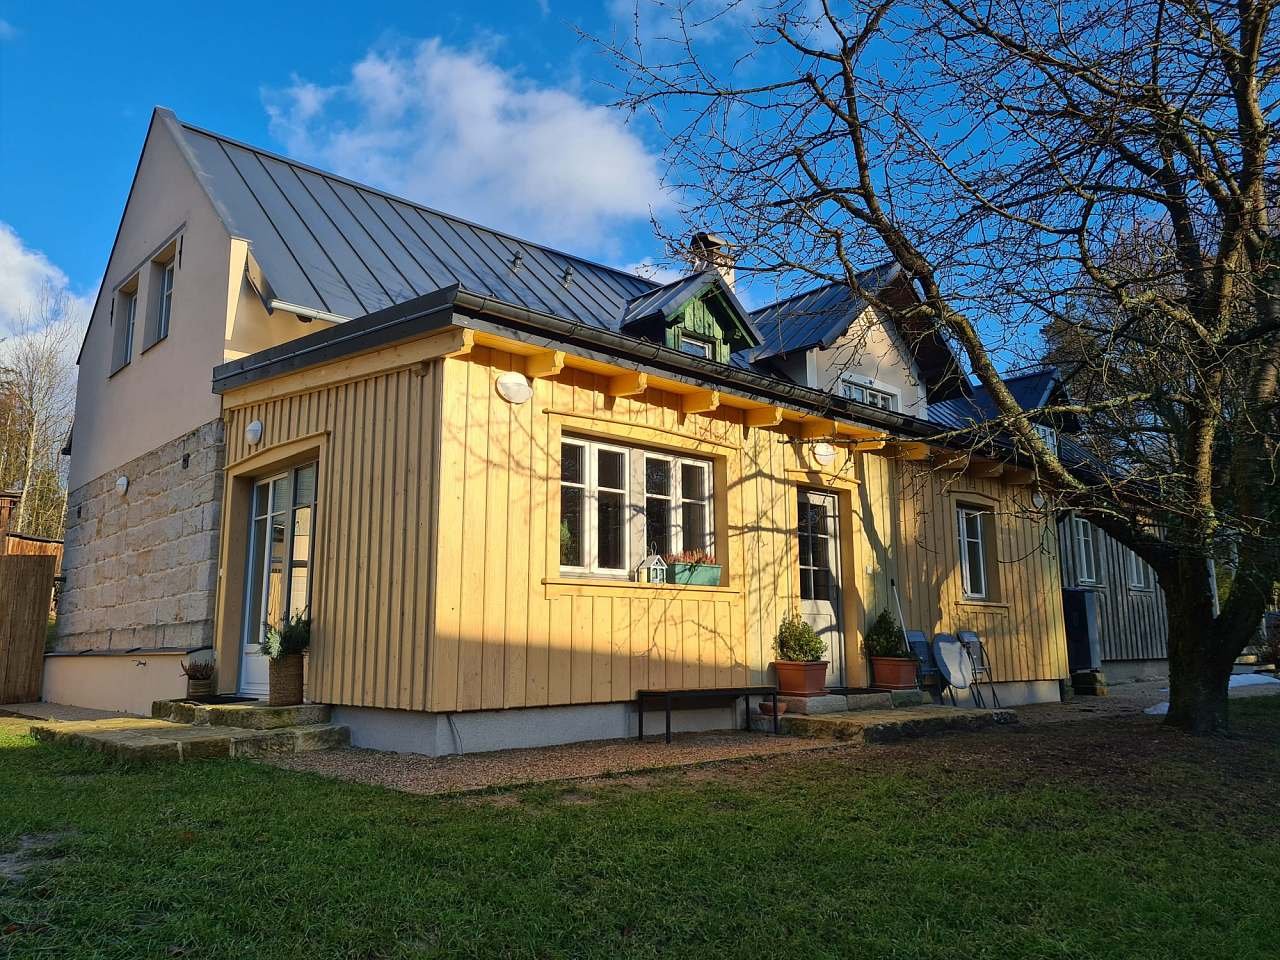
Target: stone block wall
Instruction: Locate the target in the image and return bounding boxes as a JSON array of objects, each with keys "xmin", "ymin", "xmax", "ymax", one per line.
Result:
[{"xmin": 56, "ymin": 419, "xmax": 225, "ymax": 652}]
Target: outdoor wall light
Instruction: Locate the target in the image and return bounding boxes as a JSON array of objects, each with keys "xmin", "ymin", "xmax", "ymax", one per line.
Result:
[
  {"xmin": 115, "ymin": 475, "xmax": 129, "ymax": 496},
  {"xmin": 495, "ymin": 371, "xmax": 533, "ymax": 405},
  {"xmin": 811, "ymin": 441, "xmax": 838, "ymax": 466},
  {"xmin": 245, "ymin": 420, "xmax": 264, "ymax": 446}
]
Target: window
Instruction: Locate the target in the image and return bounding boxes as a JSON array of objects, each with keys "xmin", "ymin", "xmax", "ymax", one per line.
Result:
[
  {"xmin": 111, "ymin": 279, "xmax": 139, "ymax": 374},
  {"xmin": 1127, "ymin": 549, "xmax": 1154, "ymax": 590},
  {"xmin": 1073, "ymin": 515, "xmax": 1100, "ymax": 583},
  {"xmin": 678, "ymin": 332, "xmax": 714, "ymax": 358},
  {"xmin": 798, "ymin": 497, "xmax": 834, "ymax": 601},
  {"xmin": 840, "ymin": 378, "xmax": 897, "ymax": 411},
  {"xmin": 154, "ymin": 259, "xmax": 175, "ymax": 343},
  {"xmin": 560, "ymin": 437, "xmax": 715, "ymax": 577},
  {"xmin": 1034, "ymin": 423, "xmax": 1058, "ymax": 453},
  {"xmin": 957, "ymin": 505, "xmax": 993, "ymax": 599}
]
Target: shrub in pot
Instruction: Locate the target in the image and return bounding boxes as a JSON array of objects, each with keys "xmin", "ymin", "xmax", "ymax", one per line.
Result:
[
  {"xmin": 181, "ymin": 659, "xmax": 216, "ymax": 700},
  {"xmin": 864, "ymin": 609, "xmax": 917, "ymax": 690},
  {"xmin": 771, "ymin": 611, "xmax": 829, "ymax": 696},
  {"xmin": 261, "ymin": 610, "xmax": 310, "ymax": 706}
]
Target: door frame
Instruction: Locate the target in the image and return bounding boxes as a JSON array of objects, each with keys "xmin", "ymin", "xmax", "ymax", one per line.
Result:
[
  {"xmin": 796, "ymin": 486, "xmax": 847, "ymax": 688},
  {"xmin": 214, "ymin": 433, "xmax": 327, "ymax": 696}
]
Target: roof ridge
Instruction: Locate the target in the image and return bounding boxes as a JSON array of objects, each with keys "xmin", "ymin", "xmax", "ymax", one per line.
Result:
[{"xmin": 175, "ymin": 115, "xmax": 662, "ymax": 292}]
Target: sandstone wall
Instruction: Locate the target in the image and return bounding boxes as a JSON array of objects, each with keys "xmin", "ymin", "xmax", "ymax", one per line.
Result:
[{"xmin": 56, "ymin": 419, "xmax": 225, "ymax": 652}]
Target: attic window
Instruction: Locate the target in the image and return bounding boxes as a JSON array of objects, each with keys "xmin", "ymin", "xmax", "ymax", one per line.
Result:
[
  {"xmin": 677, "ymin": 332, "xmax": 714, "ymax": 359},
  {"xmin": 840, "ymin": 377, "xmax": 897, "ymax": 411},
  {"xmin": 110, "ymin": 275, "xmax": 140, "ymax": 375}
]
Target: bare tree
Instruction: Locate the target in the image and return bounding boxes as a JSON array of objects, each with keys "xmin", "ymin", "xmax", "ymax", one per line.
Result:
[
  {"xmin": 603, "ymin": 0, "xmax": 1280, "ymax": 732},
  {"xmin": 0, "ymin": 281, "xmax": 80, "ymax": 540}
]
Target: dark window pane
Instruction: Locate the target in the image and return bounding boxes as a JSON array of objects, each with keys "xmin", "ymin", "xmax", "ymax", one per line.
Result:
[
  {"xmin": 681, "ymin": 501, "xmax": 707, "ymax": 552},
  {"xmin": 253, "ymin": 482, "xmax": 270, "ymax": 517},
  {"xmin": 965, "ymin": 539, "xmax": 985, "ymax": 595},
  {"xmin": 812, "ymin": 568, "xmax": 831, "ymax": 602},
  {"xmin": 645, "ymin": 497, "xmax": 671, "ymax": 556},
  {"xmin": 681, "ymin": 463, "xmax": 706, "ymax": 500},
  {"xmin": 598, "ymin": 449, "xmax": 625, "ymax": 490},
  {"xmin": 560, "ymin": 487, "xmax": 584, "ymax": 566},
  {"xmin": 646, "ymin": 458, "xmax": 670, "ymax": 495},
  {"xmin": 798, "ymin": 531, "xmax": 812, "ymax": 567},
  {"xmin": 598, "ymin": 491, "xmax": 626, "ymax": 568},
  {"xmin": 294, "ymin": 464, "xmax": 316, "ymax": 507},
  {"xmin": 799, "ymin": 569, "xmax": 814, "ymax": 601},
  {"xmin": 561, "ymin": 443, "xmax": 584, "ymax": 484}
]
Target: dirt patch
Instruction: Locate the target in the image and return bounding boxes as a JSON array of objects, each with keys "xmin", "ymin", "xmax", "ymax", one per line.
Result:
[{"xmin": 0, "ymin": 832, "xmax": 71, "ymax": 885}]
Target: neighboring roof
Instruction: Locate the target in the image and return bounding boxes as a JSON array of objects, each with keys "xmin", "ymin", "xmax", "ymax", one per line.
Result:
[
  {"xmin": 166, "ymin": 110, "xmax": 659, "ymax": 330},
  {"xmin": 967, "ymin": 367, "xmax": 1060, "ymax": 420},
  {"xmin": 751, "ymin": 262, "xmax": 900, "ymax": 360}
]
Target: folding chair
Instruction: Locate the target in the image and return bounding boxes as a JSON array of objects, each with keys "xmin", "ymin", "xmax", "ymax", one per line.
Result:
[
  {"xmin": 932, "ymin": 633, "xmax": 976, "ymax": 706},
  {"xmin": 957, "ymin": 630, "xmax": 1001, "ymax": 708},
  {"xmin": 906, "ymin": 629, "xmax": 943, "ymax": 701}
]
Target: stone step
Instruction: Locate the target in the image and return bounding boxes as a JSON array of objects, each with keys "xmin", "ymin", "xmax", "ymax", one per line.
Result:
[
  {"xmin": 777, "ymin": 689, "xmax": 926, "ymax": 715},
  {"xmin": 752, "ymin": 706, "xmax": 1017, "ymax": 744},
  {"xmin": 29, "ymin": 716, "xmax": 349, "ymax": 762},
  {"xmin": 151, "ymin": 700, "xmax": 331, "ymax": 729}
]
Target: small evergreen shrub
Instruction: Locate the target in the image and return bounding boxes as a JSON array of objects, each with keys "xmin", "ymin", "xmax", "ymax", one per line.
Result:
[
  {"xmin": 863, "ymin": 609, "xmax": 908, "ymax": 658},
  {"xmin": 261, "ymin": 610, "xmax": 310, "ymax": 660},
  {"xmin": 773, "ymin": 611, "xmax": 826, "ymax": 662}
]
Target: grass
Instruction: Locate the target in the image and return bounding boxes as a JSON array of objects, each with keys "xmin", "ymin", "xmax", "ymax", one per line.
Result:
[{"xmin": 2, "ymin": 702, "xmax": 1278, "ymax": 960}]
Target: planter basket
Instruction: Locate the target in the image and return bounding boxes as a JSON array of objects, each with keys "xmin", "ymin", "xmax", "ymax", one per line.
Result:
[
  {"xmin": 772, "ymin": 660, "xmax": 829, "ymax": 696},
  {"xmin": 870, "ymin": 656, "xmax": 918, "ymax": 690},
  {"xmin": 186, "ymin": 678, "xmax": 215, "ymax": 700},
  {"xmin": 669, "ymin": 562, "xmax": 722, "ymax": 586},
  {"xmin": 268, "ymin": 654, "xmax": 305, "ymax": 706}
]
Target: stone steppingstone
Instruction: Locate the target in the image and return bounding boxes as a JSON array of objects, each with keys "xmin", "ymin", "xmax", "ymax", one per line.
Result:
[
  {"xmin": 751, "ymin": 707, "xmax": 1018, "ymax": 744},
  {"xmin": 149, "ymin": 700, "xmax": 331, "ymax": 729},
  {"xmin": 776, "ymin": 693, "xmax": 851, "ymax": 715},
  {"xmin": 845, "ymin": 692, "xmax": 895, "ymax": 711}
]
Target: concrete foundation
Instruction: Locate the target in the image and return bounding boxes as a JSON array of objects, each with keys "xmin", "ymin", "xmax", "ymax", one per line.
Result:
[
  {"xmin": 56, "ymin": 419, "xmax": 225, "ymax": 654},
  {"xmin": 333, "ymin": 701, "xmax": 744, "ymax": 756},
  {"xmin": 42, "ymin": 649, "xmax": 194, "ymax": 716},
  {"xmin": 1102, "ymin": 659, "xmax": 1168, "ymax": 684}
]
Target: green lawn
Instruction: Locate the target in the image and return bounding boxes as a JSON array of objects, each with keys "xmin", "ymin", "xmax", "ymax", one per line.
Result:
[{"xmin": 2, "ymin": 702, "xmax": 1278, "ymax": 960}]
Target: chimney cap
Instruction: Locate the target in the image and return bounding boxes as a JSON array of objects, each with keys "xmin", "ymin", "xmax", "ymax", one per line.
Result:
[{"xmin": 691, "ymin": 230, "xmax": 729, "ymax": 251}]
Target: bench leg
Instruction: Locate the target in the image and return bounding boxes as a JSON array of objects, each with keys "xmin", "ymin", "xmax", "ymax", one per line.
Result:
[
  {"xmin": 742, "ymin": 694, "xmax": 750, "ymax": 732},
  {"xmin": 637, "ymin": 699, "xmax": 643, "ymax": 742},
  {"xmin": 665, "ymin": 692, "xmax": 672, "ymax": 744}
]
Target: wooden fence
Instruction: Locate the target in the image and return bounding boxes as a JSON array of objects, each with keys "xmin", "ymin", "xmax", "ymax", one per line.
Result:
[{"xmin": 0, "ymin": 554, "xmax": 57, "ymax": 703}]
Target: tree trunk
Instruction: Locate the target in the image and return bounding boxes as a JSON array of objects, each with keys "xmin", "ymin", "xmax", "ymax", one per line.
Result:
[{"xmin": 15, "ymin": 409, "xmax": 38, "ymax": 534}]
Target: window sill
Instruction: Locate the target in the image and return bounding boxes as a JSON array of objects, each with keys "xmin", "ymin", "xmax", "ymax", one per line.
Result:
[
  {"xmin": 141, "ymin": 334, "xmax": 169, "ymax": 356},
  {"xmin": 543, "ymin": 576, "xmax": 741, "ymax": 599},
  {"xmin": 955, "ymin": 599, "xmax": 1010, "ymax": 611}
]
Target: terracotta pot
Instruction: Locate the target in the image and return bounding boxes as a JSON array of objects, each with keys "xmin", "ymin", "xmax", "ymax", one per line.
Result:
[
  {"xmin": 870, "ymin": 656, "xmax": 918, "ymax": 690},
  {"xmin": 772, "ymin": 660, "xmax": 829, "ymax": 696},
  {"xmin": 757, "ymin": 700, "xmax": 788, "ymax": 717},
  {"xmin": 268, "ymin": 654, "xmax": 305, "ymax": 706},
  {"xmin": 186, "ymin": 678, "xmax": 215, "ymax": 700}
]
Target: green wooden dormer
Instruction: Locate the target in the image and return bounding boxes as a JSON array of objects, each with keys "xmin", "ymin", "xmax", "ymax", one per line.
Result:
[{"xmin": 619, "ymin": 270, "xmax": 762, "ymax": 364}]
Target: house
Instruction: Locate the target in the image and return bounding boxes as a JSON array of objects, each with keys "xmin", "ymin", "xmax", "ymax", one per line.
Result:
[
  {"xmin": 51, "ymin": 108, "xmax": 1070, "ymax": 747},
  {"xmin": 931, "ymin": 368, "xmax": 1170, "ymax": 685}
]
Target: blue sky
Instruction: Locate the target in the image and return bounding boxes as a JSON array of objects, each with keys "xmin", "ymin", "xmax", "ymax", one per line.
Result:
[{"xmin": 0, "ymin": 0, "xmax": 684, "ymax": 326}]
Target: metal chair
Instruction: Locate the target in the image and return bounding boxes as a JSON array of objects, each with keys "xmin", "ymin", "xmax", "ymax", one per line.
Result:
[
  {"xmin": 957, "ymin": 630, "xmax": 1000, "ymax": 708},
  {"xmin": 932, "ymin": 633, "xmax": 976, "ymax": 706},
  {"xmin": 906, "ymin": 629, "xmax": 943, "ymax": 700}
]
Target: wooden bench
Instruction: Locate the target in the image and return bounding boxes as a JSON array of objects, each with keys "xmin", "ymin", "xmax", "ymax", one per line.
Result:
[{"xmin": 636, "ymin": 686, "xmax": 779, "ymax": 743}]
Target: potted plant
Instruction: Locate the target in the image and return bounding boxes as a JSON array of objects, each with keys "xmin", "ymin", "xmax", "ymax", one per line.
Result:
[
  {"xmin": 663, "ymin": 548, "xmax": 722, "ymax": 586},
  {"xmin": 771, "ymin": 611, "xmax": 829, "ymax": 696},
  {"xmin": 261, "ymin": 610, "xmax": 310, "ymax": 706},
  {"xmin": 180, "ymin": 659, "xmax": 216, "ymax": 700},
  {"xmin": 864, "ymin": 609, "xmax": 917, "ymax": 690}
]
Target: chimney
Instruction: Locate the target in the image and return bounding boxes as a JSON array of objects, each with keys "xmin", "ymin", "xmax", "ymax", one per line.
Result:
[{"xmin": 690, "ymin": 231, "xmax": 736, "ymax": 289}]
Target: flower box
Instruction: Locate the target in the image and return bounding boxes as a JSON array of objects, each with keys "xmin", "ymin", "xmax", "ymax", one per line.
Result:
[{"xmin": 669, "ymin": 562, "xmax": 722, "ymax": 586}]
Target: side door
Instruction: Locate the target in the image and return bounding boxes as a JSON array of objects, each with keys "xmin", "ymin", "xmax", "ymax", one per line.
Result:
[{"xmin": 797, "ymin": 489, "xmax": 845, "ymax": 687}]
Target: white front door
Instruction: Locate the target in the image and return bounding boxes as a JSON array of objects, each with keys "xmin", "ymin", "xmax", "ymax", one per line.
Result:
[
  {"xmin": 797, "ymin": 489, "xmax": 845, "ymax": 688},
  {"xmin": 239, "ymin": 464, "xmax": 317, "ymax": 697}
]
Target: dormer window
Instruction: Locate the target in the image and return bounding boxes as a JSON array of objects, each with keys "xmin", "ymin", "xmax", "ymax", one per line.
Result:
[
  {"xmin": 840, "ymin": 377, "xmax": 897, "ymax": 411},
  {"xmin": 678, "ymin": 332, "xmax": 714, "ymax": 359},
  {"xmin": 110, "ymin": 275, "xmax": 140, "ymax": 375}
]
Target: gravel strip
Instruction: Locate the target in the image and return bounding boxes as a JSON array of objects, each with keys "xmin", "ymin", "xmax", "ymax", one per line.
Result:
[{"xmin": 264, "ymin": 731, "xmax": 842, "ymax": 796}]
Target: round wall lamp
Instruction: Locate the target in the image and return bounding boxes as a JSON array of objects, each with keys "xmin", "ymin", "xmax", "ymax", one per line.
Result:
[
  {"xmin": 115, "ymin": 475, "xmax": 129, "ymax": 496},
  {"xmin": 244, "ymin": 420, "xmax": 264, "ymax": 446},
  {"xmin": 495, "ymin": 371, "xmax": 533, "ymax": 405},
  {"xmin": 812, "ymin": 441, "xmax": 838, "ymax": 466},
  {"xmin": 1031, "ymin": 490, "xmax": 1047, "ymax": 510}
]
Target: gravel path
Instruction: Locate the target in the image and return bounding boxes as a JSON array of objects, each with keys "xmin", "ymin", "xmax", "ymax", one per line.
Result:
[{"xmin": 266, "ymin": 731, "xmax": 843, "ymax": 796}]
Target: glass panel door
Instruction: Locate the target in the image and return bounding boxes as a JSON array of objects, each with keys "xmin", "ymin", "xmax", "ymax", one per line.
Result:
[{"xmin": 796, "ymin": 489, "xmax": 845, "ymax": 688}]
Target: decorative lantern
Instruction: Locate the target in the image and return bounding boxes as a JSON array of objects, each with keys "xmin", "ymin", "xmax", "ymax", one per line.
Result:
[{"xmin": 636, "ymin": 554, "xmax": 668, "ymax": 584}]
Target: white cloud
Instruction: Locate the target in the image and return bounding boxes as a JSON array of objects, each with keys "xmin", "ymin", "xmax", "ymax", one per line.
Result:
[
  {"xmin": 621, "ymin": 257, "xmax": 686, "ymax": 284},
  {"xmin": 0, "ymin": 222, "xmax": 94, "ymax": 334},
  {"xmin": 263, "ymin": 38, "xmax": 672, "ymax": 257}
]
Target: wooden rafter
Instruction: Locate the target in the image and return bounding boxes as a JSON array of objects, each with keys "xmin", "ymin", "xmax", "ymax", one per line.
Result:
[
  {"xmin": 968, "ymin": 459, "xmax": 1005, "ymax": 479},
  {"xmin": 799, "ymin": 419, "xmax": 834, "ymax": 440},
  {"xmin": 890, "ymin": 441, "xmax": 932, "ymax": 461},
  {"xmin": 682, "ymin": 389, "xmax": 720, "ymax": 415},
  {"xmin": 606, "ymin": 371, "xmax": 648, "ymax": 397},
  {"xmin": 745, "ymin": 406, "xmax": 785, "ymax": 428},
  {"xmin": 525, "ymin": 349, "xmax": 565, "ymax": 379}
]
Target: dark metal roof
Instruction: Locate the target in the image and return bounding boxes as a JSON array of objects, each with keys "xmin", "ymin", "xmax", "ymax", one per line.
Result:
[
  {"xmin": 751, "ymin": 262, "xmax": 900, "ymax": 360},
  {"xmin": 620, "ymin": 269, "xmax": 762, "ymax": 345},
  {"xmin": 172, "ymin": 113, "xmax": 659, "ymax": 328}
]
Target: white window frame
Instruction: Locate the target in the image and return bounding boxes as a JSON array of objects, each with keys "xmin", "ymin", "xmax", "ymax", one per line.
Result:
[
  {"xmin": 1034, "ymin": 423, "xmax": 1058, "ymax": 453},
  {"xmin": 677, "ymin": 331, "xmax": 714, "ymax": 358},
  {"xmin": 1127, "ymin": 549, "xmax": 1154, "ymax": 591},
  {"xmin": 156, "ymin": 259, "xmax": 175, "ymax": 341},
  {"xmin": 641, "ymin": 452, "xmax": 714, "ymax": 558},
  {"xmin": 957, "ymin": 505, "xmax": 990, "ymax": 599},
  {"xmin": 560, "ymin": 438, "xmax": 631, "ymax": 576},
  {"xmin": 839, "ymin": 377, "xmax": 898, "ymax": 411},
  {"xmin": 1074, "ymin": 515, "xmax": 1100, "ymax": 584},
  {"xmin": 120, "ymin": 289, "xmax": 138, "ymax": 367}
]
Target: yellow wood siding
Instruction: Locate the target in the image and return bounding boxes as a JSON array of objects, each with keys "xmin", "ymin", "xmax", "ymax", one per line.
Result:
[
  {"xmin": 222, "ymin": 361, "xmax": 440, "ymax": 710},
  {"xmin": 218, "ymin": 337, "xmax": 1070, "ymax": 714}
]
